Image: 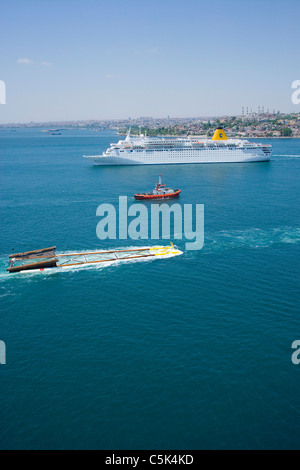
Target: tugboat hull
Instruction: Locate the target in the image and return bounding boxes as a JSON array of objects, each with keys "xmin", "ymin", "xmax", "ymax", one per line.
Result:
[{"xmin": 134, "ymin": 190, "xmax": 181, "ymax": 200}]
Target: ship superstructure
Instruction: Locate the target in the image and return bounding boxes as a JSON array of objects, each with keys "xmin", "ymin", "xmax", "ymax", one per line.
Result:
[{"xmin": 83, "ymin": 128, "xmax": 272, "ymax": 165}]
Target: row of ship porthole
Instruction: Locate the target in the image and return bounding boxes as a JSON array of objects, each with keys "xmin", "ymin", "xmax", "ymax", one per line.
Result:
[
  {"xmin": 118, "ymin": 148, "xmax": 243, "ymax": 153},
  {"xmin": 120, "ymin": 156, "xmax": 253, "ymax": 161}
]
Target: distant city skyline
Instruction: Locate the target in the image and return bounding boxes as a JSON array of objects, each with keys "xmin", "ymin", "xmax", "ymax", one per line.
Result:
[{"xmin": 1, "ymin": 0, "xmax": 300, "ymax": 124}]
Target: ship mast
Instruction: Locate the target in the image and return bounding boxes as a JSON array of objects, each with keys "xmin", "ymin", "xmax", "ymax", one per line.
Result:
[{"xmin": 125, "ymin": 127, "xmax": 131, "ymax": 142}]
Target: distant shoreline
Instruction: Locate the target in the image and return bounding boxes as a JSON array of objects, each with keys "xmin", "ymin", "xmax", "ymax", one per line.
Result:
[
  {"xmin": 118, "ymin": 133, "xmax": 300, "ymax": 139},
  {"xmin": 0, "ymin": 127, "xmax": 299, "ymax": 139}
]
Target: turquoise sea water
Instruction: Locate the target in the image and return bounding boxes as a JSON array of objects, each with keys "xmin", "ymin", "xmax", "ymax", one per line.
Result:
[{"xmin": 0, "ymin": 128, "xmax": 300, "ymax": 450}]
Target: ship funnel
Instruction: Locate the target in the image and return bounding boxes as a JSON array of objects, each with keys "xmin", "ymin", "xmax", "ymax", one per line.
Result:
[{"xmin": 212, "ymin": 127, "xmax": 228, "ymax": 140}]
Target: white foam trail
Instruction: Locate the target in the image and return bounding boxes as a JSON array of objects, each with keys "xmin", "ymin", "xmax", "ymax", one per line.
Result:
[
  {"xmin": 56, "ymin": 245, "xmax": 151, "ymax": 256},
  {"xmin": 275, "ymin": 154, "xmax": 300, "ymax": 158},
  {"xmin": 202, "ymin": 227, "xmax": 300, "ymax": 253}
]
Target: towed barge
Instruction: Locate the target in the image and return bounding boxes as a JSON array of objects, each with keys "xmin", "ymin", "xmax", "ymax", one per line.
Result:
[{"xmin": 7, "ymin": 244, "xmax": 182, "ymax": 274}]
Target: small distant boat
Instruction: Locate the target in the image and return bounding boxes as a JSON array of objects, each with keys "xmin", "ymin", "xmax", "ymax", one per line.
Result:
[
  {"xmin": 134, "ymin": 174, "xmax": 181, "ymax": 200},
  {"xmin": 44, "ymin": 129, "xmax": 62, "ymax": 135},
  {"xmin": 7, "ymin": 244, "xmax": 182, "ymax": 274}
]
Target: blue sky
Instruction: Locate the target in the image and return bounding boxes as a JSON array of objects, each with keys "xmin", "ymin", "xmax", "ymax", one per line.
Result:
[{"xmin": 1, "ymin": 0, "xmax": 300, "ymax": 123}]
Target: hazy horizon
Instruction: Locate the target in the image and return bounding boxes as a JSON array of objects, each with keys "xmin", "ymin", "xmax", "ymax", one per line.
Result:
[
  {"xmin": 1, "ymin": 0, "xmax": 300, "ymax": 124},
  {"xmin": 1, "ymin": 111, "xmax": 298, "ymax": 127}
]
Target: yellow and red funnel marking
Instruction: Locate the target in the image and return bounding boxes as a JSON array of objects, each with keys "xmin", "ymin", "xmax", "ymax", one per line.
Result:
[{"xmin": 212, "ymin": 128, "xmax": 228, "ymax": 140}]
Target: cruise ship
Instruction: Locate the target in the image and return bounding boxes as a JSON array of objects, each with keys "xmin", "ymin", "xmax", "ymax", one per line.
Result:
[{"xmin": 83, "ymin": 128, "xmax": 272, "ymax": 165}]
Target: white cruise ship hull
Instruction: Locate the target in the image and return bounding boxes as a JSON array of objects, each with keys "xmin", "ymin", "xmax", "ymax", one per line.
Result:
[
  {"xmin": 84, "ymin": 149, "xmax": 270, "ymax": 166},
  {"xmin": 83, "ymin": 129, "xmax": 272, "ymax": 165}
]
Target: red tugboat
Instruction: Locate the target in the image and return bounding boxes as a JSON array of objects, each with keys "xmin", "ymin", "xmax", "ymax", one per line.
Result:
[{"xmin": 134, "ymin": 174, "xmax": 181, "ymax": 200}]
